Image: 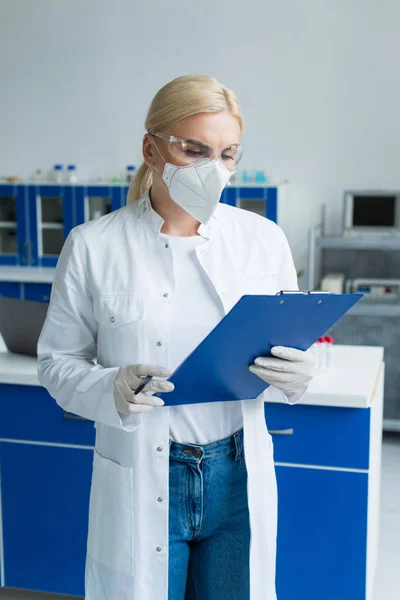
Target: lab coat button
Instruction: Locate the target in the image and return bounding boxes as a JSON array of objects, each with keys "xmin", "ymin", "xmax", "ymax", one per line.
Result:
[
  {"xmin": 110, "ymin": 317, "xmax": 115, "ymax": 323},
  {"xmin": 156, "ymin": 547, "xmax": 162, "ymax": 553},
  {"xmin": 165, "ymin": 243, "xmax": 169, "ymax": 249},
  {"xmin": 157, "ymin": 341, "xmax": 162, "ymax": 347},
  {"xmin": 163, "ymin": 293, "xmax": 169, "ymax": 299},
  {"xmin": 157, "ymin": 496, "xmax": 163, "ymax": 503},
  {"xmin": 157, "ymin": 446, "xmax": 163, "ymax": 452}
]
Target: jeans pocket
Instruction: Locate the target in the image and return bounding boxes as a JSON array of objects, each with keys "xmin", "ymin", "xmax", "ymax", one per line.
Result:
[{"xmin": 234, "ymin": 434, "xmax": 247, "ymax": 472}]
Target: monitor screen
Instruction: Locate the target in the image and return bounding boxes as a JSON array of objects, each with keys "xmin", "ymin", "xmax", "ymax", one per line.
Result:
[{"xmin": 352, "ymin": 195, "xmax": 396, "ymax": 227}]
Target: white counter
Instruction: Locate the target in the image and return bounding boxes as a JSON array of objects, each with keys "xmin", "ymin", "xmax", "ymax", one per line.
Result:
[
  {"xmin": 0, "ymin": 351, "xmax": 40, "ymax": 386},
  {"xmin": 0, "ymin": 345, "xmax": 384, "ymax": 409},
  {"xmin": 268, "ymin": 345, "xmax": 384, "ymax": 409},
  {"xmin": 0, "ymin": 266, "xmax": 56, "ymax": 283}
]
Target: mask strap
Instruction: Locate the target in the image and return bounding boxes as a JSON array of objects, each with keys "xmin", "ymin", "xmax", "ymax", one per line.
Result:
[{"xmin": 150, "ymin": 136, "xmax": 166, "ymax": 177}]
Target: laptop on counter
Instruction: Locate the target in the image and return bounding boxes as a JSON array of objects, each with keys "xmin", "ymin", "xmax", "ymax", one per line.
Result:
[{"xmin": 0, "ymin": 296, "xmax": 49, "ymax": 357}]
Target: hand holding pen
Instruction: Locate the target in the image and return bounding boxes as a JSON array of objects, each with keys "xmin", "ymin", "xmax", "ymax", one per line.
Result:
[{"xmin": 113, "ymin": 364, "xmax": 174, "ymax": 415}]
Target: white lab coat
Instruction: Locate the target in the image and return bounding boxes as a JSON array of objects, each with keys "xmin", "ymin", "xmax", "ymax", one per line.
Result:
[{"xmin": 38, "ymin": 191, "xmax": 301, "ymax": 600}]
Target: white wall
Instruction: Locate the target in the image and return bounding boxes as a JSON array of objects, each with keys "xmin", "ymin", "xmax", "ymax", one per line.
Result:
[{"xmin": 1, "ymin": 0, "xmax": 400, "ymax": 272}]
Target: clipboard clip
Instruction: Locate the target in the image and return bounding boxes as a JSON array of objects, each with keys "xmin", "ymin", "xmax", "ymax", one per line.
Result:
[{"xmin": 278, "ymin": 290, "xmax": 331, "ymax": 295}]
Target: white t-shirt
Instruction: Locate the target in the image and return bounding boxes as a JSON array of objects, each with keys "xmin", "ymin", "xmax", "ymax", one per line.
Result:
[{"xmin": 165, "ymin": 234, "xmax": 243, "ymax": 444}]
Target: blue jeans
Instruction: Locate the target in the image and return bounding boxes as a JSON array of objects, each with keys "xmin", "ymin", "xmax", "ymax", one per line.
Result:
[{"xmin": 168, "ymin": 429, "xmax": 250, "ymax": 600}]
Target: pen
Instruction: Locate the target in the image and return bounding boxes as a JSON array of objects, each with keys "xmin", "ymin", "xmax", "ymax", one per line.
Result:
[{"xmin": 134, "ymin": 375, "xmax": 154, "ymax": 396}]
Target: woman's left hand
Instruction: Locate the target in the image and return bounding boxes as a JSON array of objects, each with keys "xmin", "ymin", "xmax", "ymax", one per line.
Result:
[{"xmin": 249, "ymin": 346, "xmax": 317, "ymax": 398}]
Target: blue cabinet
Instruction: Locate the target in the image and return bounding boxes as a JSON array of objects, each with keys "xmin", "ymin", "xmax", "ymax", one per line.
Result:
[
  {"xmin": 221, "ymin": 186, "xmax": 278, "ymax": 221},
  {"xmin": 0, "ymin": 442, "xmax": 93, "ymax": 596},
  {"xmin": 0, "ymin": 382, "xmax": 95, "ymax": 596},
  {"xmin": 0, "ymin": 282, "xmax": 52, "ymax": 302},
  {"xmin": 0, "ymin": 282, "xmax": 21, "ymax": 298},
  {"xmin": 265, "ymin": 402, "xmax": 371, "ymax": 470},
  {"xmin": 275, "ymin": 465, "xmax": 368, "ymax": 600},
  {"xmin": 74, "ymin": 185, "xmax": 128, "ymax": 225},
  {"xmin": 23, "ymin": 282, "xmax": 52, "ymax": 303},
  {"xmin": 27, "ymin": 185, "xmax": 73, "ymax": 267},
  {"xmin": 0, "ymin": 185, "xmax": 27, "ymax": 266},
  {"xmin": 0, "ymin": 384, "xmax": 95, "ymax": 446},
  {"xmin": 0, "ymin": 182, "xmax": 280, "ymax": 303},
  {"xmin": 0, "ymin": 182, "xmax": 278, "ymax": 270},
  {"xmin": 265, "ymin": 397, "xmax": 380, "ymax": 600}
]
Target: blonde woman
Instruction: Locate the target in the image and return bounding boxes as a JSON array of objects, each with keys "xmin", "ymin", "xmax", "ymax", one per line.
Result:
[{"xmin": 38, "ymin": 75, "xmax": 316, "ymax": 600}]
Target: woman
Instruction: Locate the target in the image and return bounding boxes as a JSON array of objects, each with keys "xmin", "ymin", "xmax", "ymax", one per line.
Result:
[{"xmin": 38, "ymin": 75, "xmax": 316, "ymax": 600}]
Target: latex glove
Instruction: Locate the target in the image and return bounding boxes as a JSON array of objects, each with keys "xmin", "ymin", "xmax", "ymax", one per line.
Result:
[
  {"xmin": 114, "ymin": 364, "xmax": 174, "ymax": 415},
  {"xmin": 249, "ymin": 346, "xmax": 317, "ymax": 400}
]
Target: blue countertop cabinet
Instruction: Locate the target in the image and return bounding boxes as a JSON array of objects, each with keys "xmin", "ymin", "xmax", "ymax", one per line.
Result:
[
  {"xmin": 0, "ymin": 443, "xmax": 93, "ymax": 596},
  {"xmin": 0, "ymin": 343, "xmax": 384, "ymax": 598},
  {"xmin": 0, "ymin": 383, "xmax": 95, "ymax": 596},
  {"xmin": 265, "ymin": 376, "xmax": 384, "ymax": 600},
  {"xmin": 275, "ymin": 465, "xmax": 368, "ymax": 599}
]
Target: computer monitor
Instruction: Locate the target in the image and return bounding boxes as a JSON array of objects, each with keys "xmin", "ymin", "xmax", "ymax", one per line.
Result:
[{"xmin": 343, "ymin": 191, "xmax": 400, "ymax": 234}]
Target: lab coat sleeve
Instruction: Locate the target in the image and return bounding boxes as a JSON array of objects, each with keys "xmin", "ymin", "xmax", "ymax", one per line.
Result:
[
  {"xmin": 271, "ymin": 226, "xmax": 309, "ymax": 405},
  {"xmin": 37, "ymin": 229, "xmax": 141, "ymax": 431}
]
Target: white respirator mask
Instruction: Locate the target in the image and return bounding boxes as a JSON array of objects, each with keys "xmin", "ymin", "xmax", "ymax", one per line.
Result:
[{"xmin": 153, "ymin": 142, "xmax": 234, "ymax": 225}]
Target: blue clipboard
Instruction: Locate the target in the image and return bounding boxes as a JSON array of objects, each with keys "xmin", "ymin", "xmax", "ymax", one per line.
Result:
[{"xmin": 161, "ymin": 292, "xmax": 362, "ymax": 407}]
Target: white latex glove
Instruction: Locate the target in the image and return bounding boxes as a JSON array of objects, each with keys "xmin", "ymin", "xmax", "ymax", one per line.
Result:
[
  {"xmin": 114, "ymin": 364, "xmax": 174, "ymax": 415},
  {"xmin": 249, "ymin": 346, "xmax": 317, "ymax": 400}
]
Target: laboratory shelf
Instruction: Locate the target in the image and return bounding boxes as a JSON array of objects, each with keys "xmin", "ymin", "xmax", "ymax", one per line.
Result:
[
  {"xmin": 309, "ymin": 223, "xmax": 400, "ymax": 432},
  {"xmin": 316, "ymin": 235, "xmax": 400, "ymax": 251},
  {"xmin": 0, "ymin": 222, "xmax": 17, "ymax": 228},
  {"xmin": 40, "ymin": 223, "xmax": 64, "ymax": 230},
  {"xmin": 350, "ymin": 302, "xmax": 400, "ymax": 317}
]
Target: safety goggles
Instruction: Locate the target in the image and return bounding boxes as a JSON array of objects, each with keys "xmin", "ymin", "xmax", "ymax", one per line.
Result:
[{"xmin": 150, "ymin": 133, "xmax": 243, "ymax": 172}]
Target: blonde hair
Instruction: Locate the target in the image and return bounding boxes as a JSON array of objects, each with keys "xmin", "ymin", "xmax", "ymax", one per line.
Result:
[{"xmin": 128, "ymin": 75, "xmax": 243, "ymax": 203}]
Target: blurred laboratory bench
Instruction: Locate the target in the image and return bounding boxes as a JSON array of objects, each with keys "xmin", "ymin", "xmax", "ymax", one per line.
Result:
[{"xmin": 0, "ymin": 344, "xmax": 383, "ymax": 600}]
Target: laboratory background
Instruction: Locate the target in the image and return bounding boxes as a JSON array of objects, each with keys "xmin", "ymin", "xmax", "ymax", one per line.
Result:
[{"xmin": 0, "ymin": 0, "xmax": 399, "ymax": 599}]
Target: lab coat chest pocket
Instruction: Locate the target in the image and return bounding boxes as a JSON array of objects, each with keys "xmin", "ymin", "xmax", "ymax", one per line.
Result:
[
  {"xmin": 242, "ymin": 272, "xmax": 279, "ymax": 296},
  {"xmin": 93, "ymin": 295, "xmax": 144, "ymax": 363},
  {"xmin": 87, "ymin": 451, "xmax": 134, "ymax": 576}
]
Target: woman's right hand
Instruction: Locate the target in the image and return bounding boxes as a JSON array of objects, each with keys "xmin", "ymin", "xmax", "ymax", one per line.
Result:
[{"xmin": 114, "ymin": 364, "xmax": 174, "ymax": 415}]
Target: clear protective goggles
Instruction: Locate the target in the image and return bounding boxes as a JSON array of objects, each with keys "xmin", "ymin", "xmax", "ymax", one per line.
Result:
[{"xmin": 150, "ymin": 133, "xmax": 243, "ymax": 172}]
